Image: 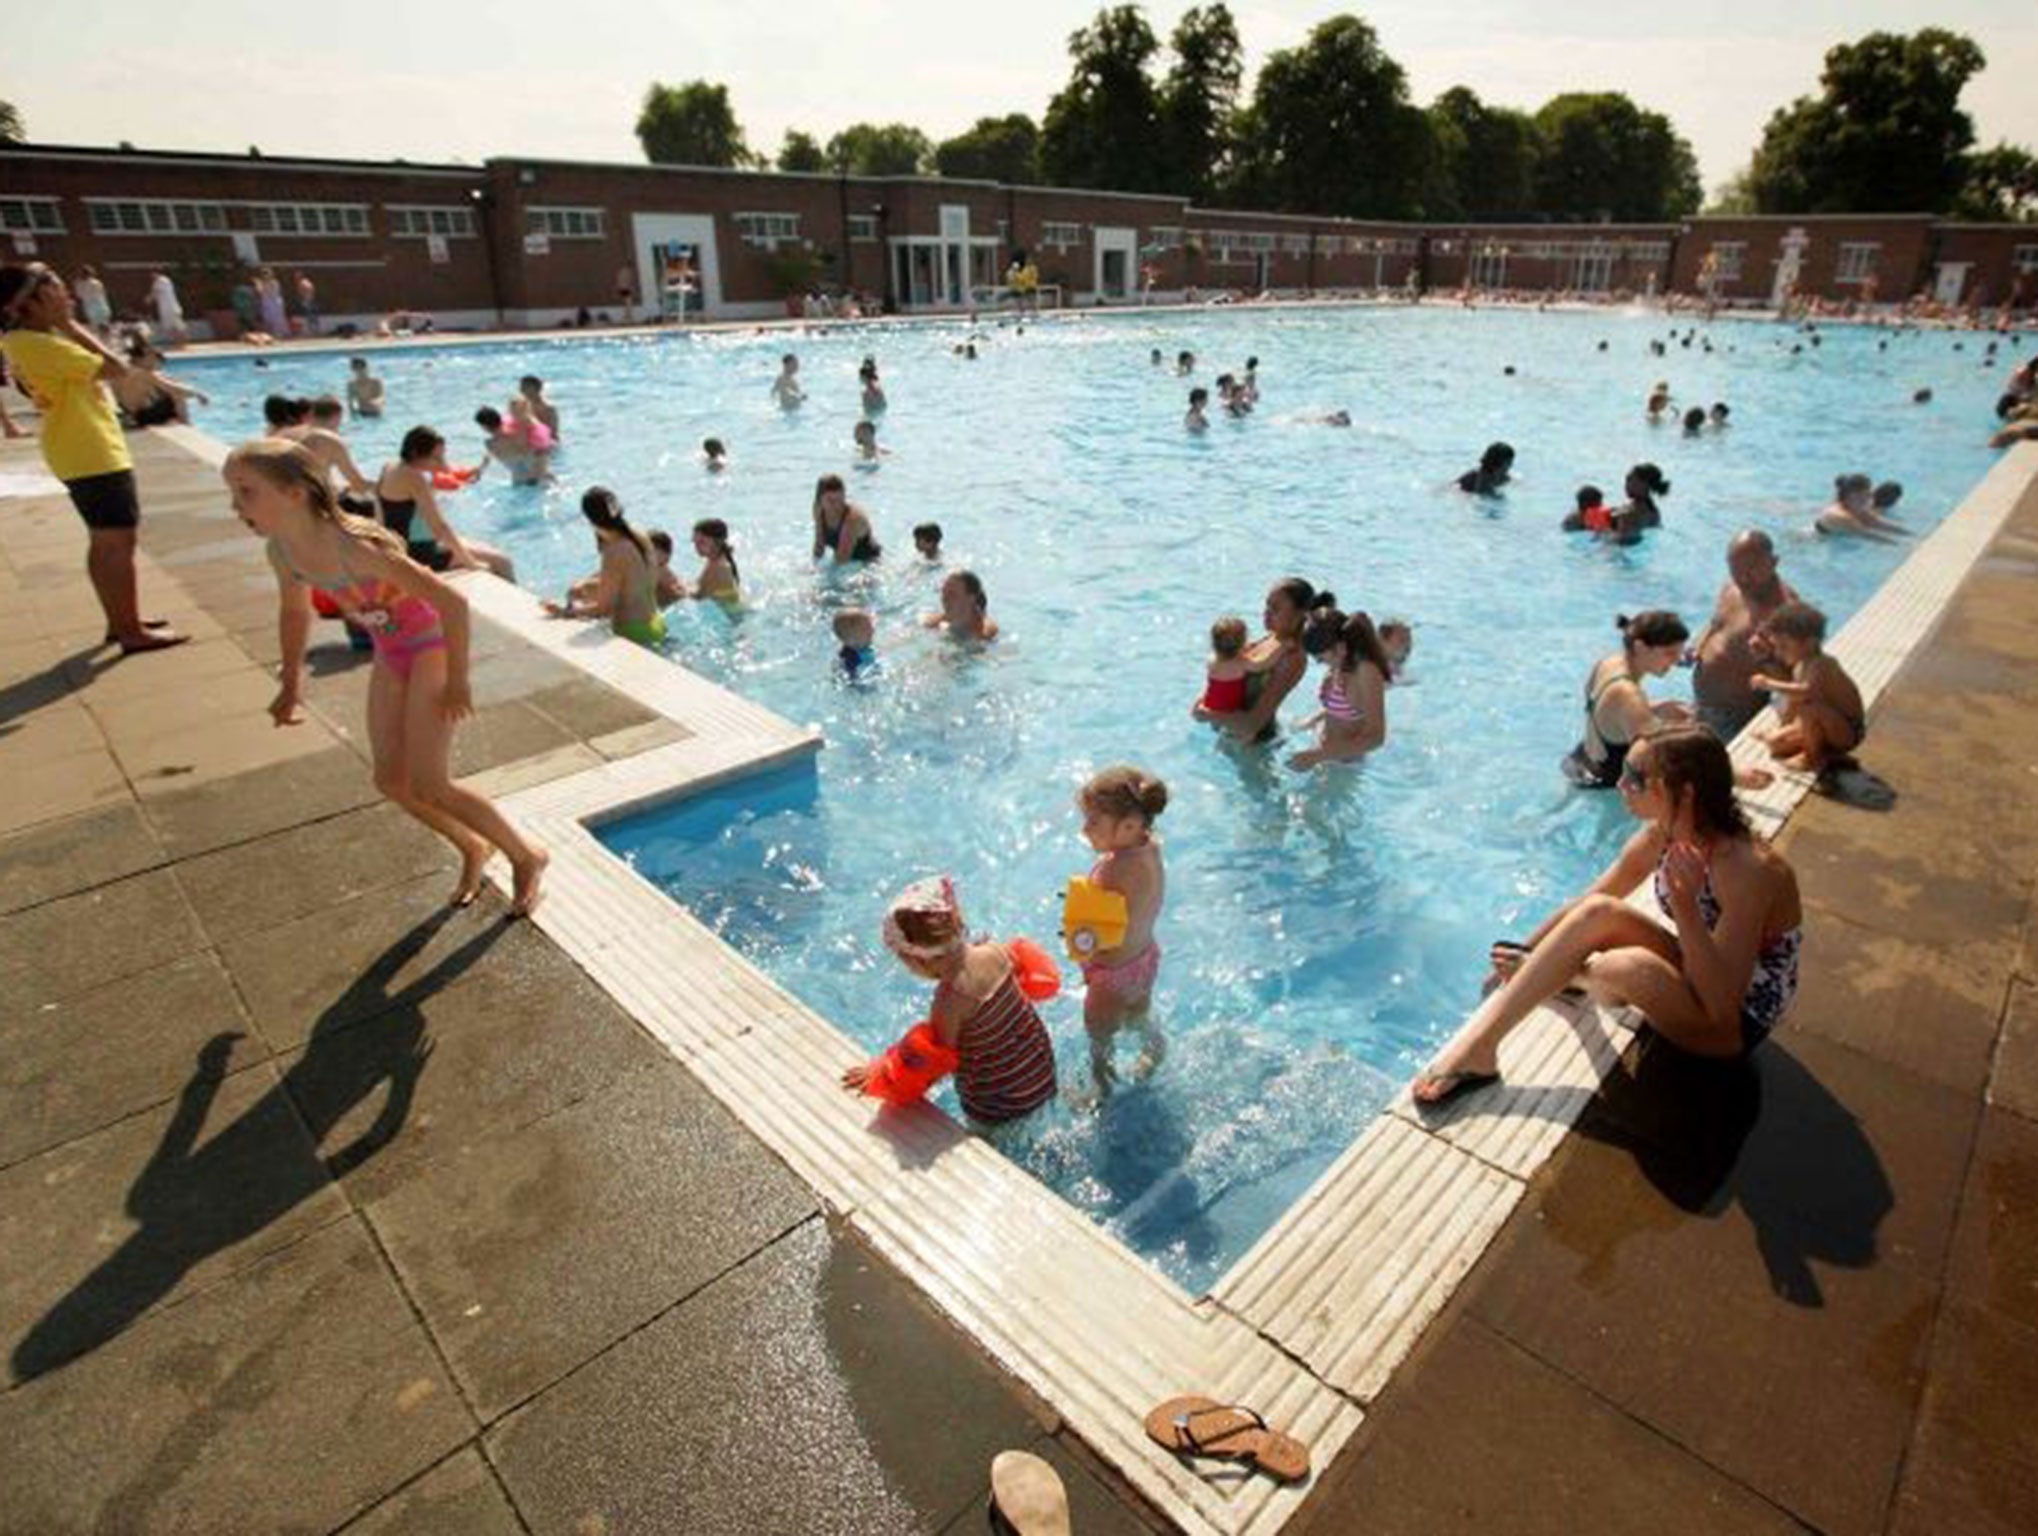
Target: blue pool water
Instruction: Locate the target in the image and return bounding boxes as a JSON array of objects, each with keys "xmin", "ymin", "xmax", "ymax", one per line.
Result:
[{"xmin": 185, "ymin": 308, "xmax": 2014, "ymax": 1289}]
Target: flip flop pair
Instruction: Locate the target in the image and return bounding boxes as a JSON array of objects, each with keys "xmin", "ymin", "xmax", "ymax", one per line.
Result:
[{"xmin": 1144, "ymin": 1396, "xmax": 1310, "ymax": 1484}]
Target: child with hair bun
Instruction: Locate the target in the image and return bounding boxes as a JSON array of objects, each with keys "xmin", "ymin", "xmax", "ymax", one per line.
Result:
[{"xmin": 1074, "ymin": 766, "xmax": 1169, "ymax": 1097}]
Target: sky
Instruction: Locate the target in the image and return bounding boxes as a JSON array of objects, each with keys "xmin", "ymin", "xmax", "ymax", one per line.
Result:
[{"xmin": 8, "ymin": 1, "xmax": 2037, "ymax": 194}]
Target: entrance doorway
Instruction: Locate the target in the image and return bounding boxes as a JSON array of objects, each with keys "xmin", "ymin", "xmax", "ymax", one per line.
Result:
[
  {"xmin": 1934, "ymin": 263, "xmax": 1971, "ymax": 305},
  {"xmin": 1094, "ymin": 226, "xmax": 1137, "ymax": 302},
  {"xmin": 631, "ymin": 213, "xmax": 719, "ymax": 318}
]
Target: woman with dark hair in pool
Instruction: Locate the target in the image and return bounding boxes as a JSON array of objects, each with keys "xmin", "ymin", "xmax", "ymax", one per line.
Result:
[
  {"xmin": 1414, "ymin": 722, "xmax": 1803, "ymax": 1106},
  {"xmin": 1457, "ymin": 442, "xmax": 1514, "ymax": 496},
  {"xmin": 1193, "ymin": 576, "xmax": 1335, "ymax": 743},
  {"xmin": 1608, "ymin": 462, "xmax": 1670, "ymax": 543},
  {"xmin": 811, "ymin": 473, "xmax": 881, "ymax": 563},
  {"xmin": 1562, "ymin": 610, "xmax": 1691, "ymax": 788}
]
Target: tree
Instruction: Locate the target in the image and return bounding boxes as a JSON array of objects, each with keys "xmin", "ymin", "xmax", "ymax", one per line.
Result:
[
  {"xmin": 1426, "ymin": 87, "xmax": 1539, "ymax": 220},
  {"xmin": 824, "ymin": 123, "xmax": 933, "ymax": 176},
  {"xmin": 1954, "ymin": 143, "xmax": 2038, "ymax": 222},
  {"xmin": 1158, "ymin": 4, "xmax": 1242, "ymax": 204},
  {"xmin": 1747, "ymin": 30, "xmax": 1985, "ymax": 213},
  {"xmin": 1226, "ymin": 15, "xmax": 1432, "ymax": 218},
  {"xmin": 935, "ymin": 115, "xmax": 1041, "ymax": 184},
  {"xmin": 776, "ymin": 130, "xmax": 827, "ymax": 173},
  {"xmin": 1532, "ymin": 93, "xmax": 1701, "ymax": 221},
  {"xmin": 636, "ymin": 81, "xmax": 753, "ymax": 168},
  {"xmin": 0, "ymin": 99, "xmax": 23, "ymax": 144},
  {"xmin": 1705, "ymin": 166, "xmax": 1759, "ymax": 215},
  {"xmin": 1040, "ymin": 6, "xmax": 1166, "ymax": 192}
]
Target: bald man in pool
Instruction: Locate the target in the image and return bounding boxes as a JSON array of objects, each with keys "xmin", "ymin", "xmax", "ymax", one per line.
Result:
[{"xmin": 1691, "ymin": 530, "xmax": 1799, "ymax": 741}]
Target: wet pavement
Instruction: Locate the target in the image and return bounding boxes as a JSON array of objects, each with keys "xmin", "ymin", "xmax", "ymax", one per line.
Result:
[{"xmin": 1, "ymin": 419, "xmax": 2035, "ymax": 1533}]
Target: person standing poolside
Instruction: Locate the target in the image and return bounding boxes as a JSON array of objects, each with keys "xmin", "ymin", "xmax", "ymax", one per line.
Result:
[
  {"xmin": 226, "ymin": 438, "xmax": 546, "ymax": 914},
  {"xmin": 1562, "ymin": 611, "xmax": 1691, "ymax": 788},
  {"xmin": 812, "ymin": 473, "xmax": 881, "ymax": 563},
  {"xmin": 1414, "ymin": 724, "xmax": 1801, "ymax": 1107},
  {"xmin": 146, "ymin": 268, "xmax": 187, "ymax": 345},
  {"xmin": 73, "ymin": 267, "xmax": 111, "ymax": 334},
  {"xmin": 1692, "ymin": 530, "xmax": 1799, "ymax": 740},
  {"xmin": 1192, "ymin": 577, "xmax": 1334, "ymax": 743},
  {"xmin": 255, "ymin": 268, "xmax": 288, "ymax": 339},
  {"xmin": 614, "ymin": 262, "xmax": 636, "ymax": 323},
  {"xmin": 292, "ymin": 272, "xmax": 319, "ymax": 336},
  {"xmin": 543, "ymin": 487, "xmax": 665, "ymax": 647},
  {"xmin": 0, "ymin": 263, "xmax": 186, "ymax": 654}
]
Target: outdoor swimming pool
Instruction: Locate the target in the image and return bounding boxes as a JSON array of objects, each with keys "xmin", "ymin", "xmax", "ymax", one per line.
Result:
[{"xmin": 187, "ymin": 307, "xmax": 2014, "ymax": 1289}]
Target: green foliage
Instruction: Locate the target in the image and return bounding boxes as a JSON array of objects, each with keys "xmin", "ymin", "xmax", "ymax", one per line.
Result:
[
  {"xmin": 0, "ymin": 98, "xmax": 23, "ymax": 144},
  {"xmin": 826, "ymin": 123, "xmax": 933, "ymax": 177},
  {"xmin": 776, "ymin": 131, "xmax": 827, "ymax": 173},
  {"xmin": 1747, "ymin": 30, "xmax": 1985, "ymax": 213},
  {"xmin": 1040, "ymin": 5, "xmax": 1165, "ymax": 191},
  {"xmin": 763, "ymin": 244, "xmax": 822, "ymax": 295},
  {"xmin": 636, "ymin": 81, "xmax": 753, "ymax": 168},
  {"xmin": 1158, "ymin": 4, "xmax": 1242, "ymax": 203},
  {"xmin": 1426, "ymin": 87, "xmax": 1538, "ymax": 220},
  {"xmin": 1705, "ymin": 165, "xmax": 1759, "ymax": 215},
  {"xmin": 935, "ymin": 115, "xmax": 1041, "ymax": 184},
  {"xmin": 1227, "ymin": 15, "xmax": 1431, "ymax": 218},
  {"xmin": 1532, "ymin": 92, "xmax": 1701, "ymax": 221},
  {"xmin": 1954, "ymin": 143, "xmax": 2038, "ymax": 222}
]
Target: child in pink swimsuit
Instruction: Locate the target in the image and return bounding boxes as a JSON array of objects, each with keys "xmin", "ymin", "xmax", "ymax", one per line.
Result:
[{"xmin": 1075, "ymin": 767, "xmax": 1169, "ymax": 1101}]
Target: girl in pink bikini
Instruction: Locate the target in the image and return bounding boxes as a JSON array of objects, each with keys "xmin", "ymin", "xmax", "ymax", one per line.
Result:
[
  {"xmin": 224, "ymin": 438, "xmax": 547, "ymax": 914},
  {"xmin": 1076, "ymin": 767, "xmax": 1169, "ymax": 1098}
]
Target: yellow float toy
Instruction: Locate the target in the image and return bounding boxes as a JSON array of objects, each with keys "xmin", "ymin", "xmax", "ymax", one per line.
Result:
[{"xmin": 1061, "ymin": 877, "xmax": 1129, "ymax": 963}]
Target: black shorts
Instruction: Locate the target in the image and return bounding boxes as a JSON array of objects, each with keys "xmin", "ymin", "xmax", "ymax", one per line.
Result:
[{"xmin": 66, "ymin": 469, "xmax": 141, "ymax": 531}]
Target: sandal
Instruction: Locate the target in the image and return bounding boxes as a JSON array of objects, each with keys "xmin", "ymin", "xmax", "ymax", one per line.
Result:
[
  {"xmin": 1143, "ymin": 1396, "xmax": 1310, "ymax": 1484},
  {"xmin": 988, "ymin": 1450, "xmax": 1070, "ymax": 1536}
]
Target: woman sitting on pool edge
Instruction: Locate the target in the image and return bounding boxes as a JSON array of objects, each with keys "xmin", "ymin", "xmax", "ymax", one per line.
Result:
[
  {"xmin": 924, "ymin": 569, "xmax": 998, "ymax": 642},
  {"xmin": 812, "ymin": 473, "xmax": 881, "ymax": 563},
  {"xmin": 1193, "ymin": 577, "xmax": 1334, "ymax": 743},
  {"xmin": 1414, "ymin": 723, "xmax": 1802, "ymax": 1107},
  {"xmin": 543, "ymin": 487, "xmax": 665, "ymax": 648},
  {"xmin": 1563, "ymin": 610, "xmax": 1691, "ymax": 788}
]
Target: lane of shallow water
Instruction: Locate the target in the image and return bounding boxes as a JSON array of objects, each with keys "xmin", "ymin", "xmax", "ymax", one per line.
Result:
[{"xmin": 185, "ymin": 309, "xmax": 2015, "ymax": 1288}]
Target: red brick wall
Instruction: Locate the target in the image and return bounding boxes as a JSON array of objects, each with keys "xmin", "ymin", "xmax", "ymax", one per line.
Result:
[{"xmin": 1669, "ymin": 217, "xmax": 1937, "ymax": 304}]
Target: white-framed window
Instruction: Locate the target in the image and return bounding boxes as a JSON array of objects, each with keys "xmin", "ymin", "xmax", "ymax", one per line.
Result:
[
  {"xmin": 386, "ymin": 205, "xmax": 476, "ymax": 238},
  {"xmin": 847, "ymin": 214, "xmax": 878, "ymax": 242},
  {"xmin": 733, "ymin": 211, "xmax": 801, "ymax": 248},
  {"xmin": 1835, "ymin": 242, "xmax": 1880, "ymax": 283},
  {"xmin": 1239, "ymin": 231, "xmax": 1275, "ymax": 253},
  {"xmin": 1040, "ymin": 221, "xmax": 1082, "ymax": 249},
  {"xmin": 1471, "ymin": 249, "xmax": 1508, "ymax": 287},
  {"xmin": 1280, "ymin": 233, "xmax": 1312, "ymax": 256},
  {"xmin": 1145, "ymin": 226, "xmax": 1184, "ymax": 250},
  {"xmin": 1708, "ymin": 242, "xmax": 1746, "ymax": 281},
  {"xmin": 1628, "ymin": 242, "xmax": 1670, "ymax": 263},
  {"xmin": 0, "ymin": 197, "xmax": 65, "ymax": 234},
  {"xmin": 2013, "ymin": 244, "xmax": 2038, "ymax": 275},
  {"xmin": 85, "ymin": 198, "xmax": 368, "ymax": 237},
  {"xmin": 525, "ymin": 206, "xmax": 606, "ymax": 240}
]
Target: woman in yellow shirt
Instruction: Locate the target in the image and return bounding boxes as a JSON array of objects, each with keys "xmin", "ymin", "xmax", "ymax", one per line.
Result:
[{"xmin": 0, "ymin": 263, "xmax": 184, "ymax": 653}]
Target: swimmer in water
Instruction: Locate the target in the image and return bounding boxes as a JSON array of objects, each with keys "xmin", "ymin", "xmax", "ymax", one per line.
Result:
[
  {"xmin": 852, "ymin": 418, "xmax": 890, "ymax": 465},
  {"xmin": 346, "ymin": 356, "xmax": 384, "ymax": 418},
  {"xmin": 913, "ymin": 521, "xmax": 943, "ymax": 562},
  {"xmin": 1457, "ymin": 441, "xmax": 1514, "ymax": 496},
  {"xmin": 701, "ymin": 436, "xmax": 728, "ymax": 471},
  {"xmin": 771, "ymin": 353, "xmax": 805, "ymax": 408},
  {"xmin": 924, "ymin": 569, "xmax": 999, "ymax": 642},
  {"xmin": 1185, "ymin": 387, "xmax": 1210, "ymax": 432}
]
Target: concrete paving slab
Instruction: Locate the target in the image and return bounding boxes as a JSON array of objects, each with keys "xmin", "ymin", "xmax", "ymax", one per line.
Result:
[
  {"xmin": 0, "ymin": 949, "xmax": 264, "ymax": 1170},
  {"xmin": 0, "ymin": 1058, "xmax": 350, "ymax": 1384},
  {"xmin": 140, "ymin": 742, "xmax": 381, "ymax": 859},
  {"xmin": 221, "ymin": 875, "xmax": 545, "ymax": 1052},
  {"xmin": 1890, "ymin": 1302, "xmax": 2038, "ymax": 1536},
  {"xmin": 1466, "ymin": 1031, "xmax": 1978, "ymax": 1536},
  {"xmin": 488, "ymin": 1219, "xmax": 1055, "ymax": 1536},
  {"xmin": 368, "ymin": 1061, "xmax": 816, "ymax": 1419},
  {"xmin": 281, "ymin": 917, "xmax": 666, "ymax": 1208},
  {"xmin": 333, "ymin": 1447, "xmax": 524, "ymax": 1536},
  {"xmin": 0, "ymin": 801, "xmax": 165, "ymax": 916},
  {"xmin": 447, "ymin": 701, "xmax": 580, "ymax": 778},
  {"xmin": 1990, "ymin": 979, "xmax": 2038, "ymax": 1123},
  {"xmin": 0, "ymin": 741, "xmax": 133, "ymax": 835},
  {"xmin": 0, "ymin": 693, "xmax": 107, "ymax": 759},
  {"xmin": 57, "ymin": 634, "xmax": 257, "ymax": 701},
  {"xmin": 521, "ymin": 677, "xmax": 661, "ymax": 742},
  {"xmin": 1288, "ymin": 1317, "xmax": 1806, "ymax": 1536},
  {"xmin": 0, "ymin": 867, "xmax": 207, "ymax": 1011},
  {"xmin": 116, "ymin": 706, "xmax": 330, "ymax": 796},
  {"xmin": 1944, "ymin": 1107, "xmax": 2038, "ymax": 1334},
  {"xmin": 174, "ymin": 800, "xmax": 448, "ymax": 940},
  {"xmin": 0, "ymin": 1220, "xmax": 473, "ymax": 1536}
]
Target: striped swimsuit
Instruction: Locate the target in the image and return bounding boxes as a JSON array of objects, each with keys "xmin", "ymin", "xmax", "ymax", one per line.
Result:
[{"xmin": 944, "ymin": 967, "xmax": 1057, "ymax": 1124}]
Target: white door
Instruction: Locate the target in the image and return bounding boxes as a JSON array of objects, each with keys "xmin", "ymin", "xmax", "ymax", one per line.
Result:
[
  {"xmin": 1771, "ymin": 228, "xmax": 1808, "ymax": 307},
  {"xmin": 1094, "ymin": 226, "xmax": 1137, "ymax": 301},
  {"xmin": 940, "ymin": 206, "xmax": 970, "ymax": 306},
  {"xmin": 632, "ymin": 213, "xmax": 721, "ymax": 317},
  {"xmin": 1934, "ymin": 263, "xmax": 1970, "ymax": 305}
]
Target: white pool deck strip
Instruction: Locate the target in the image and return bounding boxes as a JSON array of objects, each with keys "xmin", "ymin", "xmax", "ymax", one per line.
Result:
[
  {"xmin": 157, "ymin": 411, "xmax": 2038, "ymax": 1532},
  {"xmin": 450, "ymin": 440, "xmax": 2038, "ymax": 1532}
]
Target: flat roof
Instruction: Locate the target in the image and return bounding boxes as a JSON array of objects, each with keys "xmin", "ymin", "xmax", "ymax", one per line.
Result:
[{"xmin": 2, "ymin": 141, "xmax": 480, "ymax": 179}]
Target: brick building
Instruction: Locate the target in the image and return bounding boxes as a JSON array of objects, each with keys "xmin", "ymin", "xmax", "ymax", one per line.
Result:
[{"xmin": 3, "ymin": 141, "xmax": 2033, "ymax": 336}]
